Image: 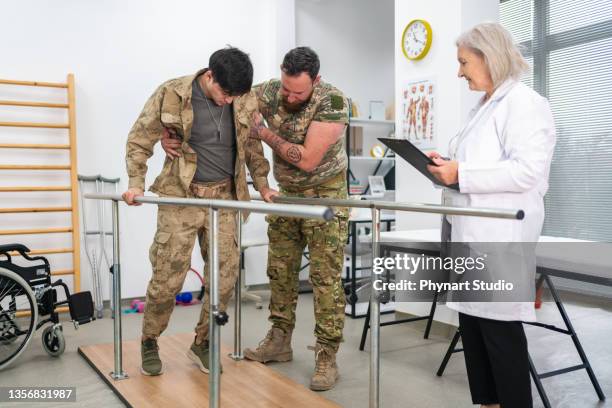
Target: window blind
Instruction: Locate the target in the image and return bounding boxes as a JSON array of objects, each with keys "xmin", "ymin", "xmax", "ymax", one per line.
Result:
[{"xmin": 500, "ymin": 0, "xmax": 612, "ymax": 241}]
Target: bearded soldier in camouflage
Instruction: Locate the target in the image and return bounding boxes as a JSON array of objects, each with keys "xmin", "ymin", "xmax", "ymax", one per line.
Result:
[
  {"xmin": 246, "ymin": 47, "xmax": 349, "ymax": 391},
  {"xmin": 162, "ymin": 46, "xmax": 349, "ymax": 391},
  {"xmin": 123, "ymin": 47, "xmax": 275, "ymax": 377}
]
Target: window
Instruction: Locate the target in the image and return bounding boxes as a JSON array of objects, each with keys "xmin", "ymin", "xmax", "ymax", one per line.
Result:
[{"xmin": 500, "ymin": 0, "xmax": 612, "ymax": 241}]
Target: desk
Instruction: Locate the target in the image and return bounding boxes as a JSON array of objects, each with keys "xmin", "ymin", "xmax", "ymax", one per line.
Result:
[
  {"xmin": 366, "ymin": 229, "xmax": 610, "ymax": 408},
  {"xmin": 344, "ymin": 208, "xmax": 395, "ymax": 318}
]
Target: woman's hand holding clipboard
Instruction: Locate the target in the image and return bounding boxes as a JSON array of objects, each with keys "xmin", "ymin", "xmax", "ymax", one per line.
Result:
[
  {"xmin": 378, "ymin": 138, "xmax": 459, "ymax": 190},
  {"xmin": 426, "ymin": 151, "xmax": 459, "ymax": 187}
]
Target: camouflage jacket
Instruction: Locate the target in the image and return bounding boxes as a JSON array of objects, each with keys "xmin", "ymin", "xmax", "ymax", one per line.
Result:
[
  {"xmin": 125, "ymin": 69, "xmax": 270, "ymax": 201},
  {"xmin": 254, "ymin": 79, "xmax": 349, "ymax": 190}
]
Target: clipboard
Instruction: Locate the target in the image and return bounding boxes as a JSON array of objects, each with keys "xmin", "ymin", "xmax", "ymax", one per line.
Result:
[{"xmin": 378, "ymin": 138, "xmax": 459, "ymax": 190}]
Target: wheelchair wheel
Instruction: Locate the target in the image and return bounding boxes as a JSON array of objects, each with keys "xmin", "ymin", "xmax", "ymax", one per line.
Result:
[
  {"xmin": 42, "ymin": 325, "xmax": 65, "ymax": 357},
  {"xmin": 0, "ymin": 267, "xmax": 38, "ymax": 370}
]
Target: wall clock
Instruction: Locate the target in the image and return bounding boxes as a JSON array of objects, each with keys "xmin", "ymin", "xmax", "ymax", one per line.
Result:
[{"xmin": 401, "ymin": 19, "xmax": 433, "ymax": 60}]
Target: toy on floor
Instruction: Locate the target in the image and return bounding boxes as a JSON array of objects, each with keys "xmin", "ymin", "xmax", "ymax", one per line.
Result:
[
  {"xmin": 176, "ymin": 291, "xmax": 200, "ymax": 306},
  {"xmin": 124, "ymin": 299, "xmax": 145, "ymax": 314}
]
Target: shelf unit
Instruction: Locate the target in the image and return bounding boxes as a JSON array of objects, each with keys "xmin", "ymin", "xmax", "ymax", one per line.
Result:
[{"xmin": 346, "ymin": 117, "xmax": 396, "ymax": 195}]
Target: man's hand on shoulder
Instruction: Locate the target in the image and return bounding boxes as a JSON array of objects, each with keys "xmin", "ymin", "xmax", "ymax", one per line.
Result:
[
  {"xmin": 161, "ymin": 127, "xmax": 182, "ymax": 159},
  {"xmin": 122, "ymin": 188, "xmax": 144, "ymax": 206},
  {"xmin": 249, "ymin": 112, "xmax": 267, "ymax": 141}
]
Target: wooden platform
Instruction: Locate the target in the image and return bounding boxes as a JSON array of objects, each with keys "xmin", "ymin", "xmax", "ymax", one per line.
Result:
[{"xmin": 78, "ymin": 333, "xmax": 341, "ymax": 408}]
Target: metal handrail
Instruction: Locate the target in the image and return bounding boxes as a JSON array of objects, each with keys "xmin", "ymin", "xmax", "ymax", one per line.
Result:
[
  {"xmin": 245, "ymin": 193, "xmax": 523, "ymax": 408},
  {"xmin": 86, "ymin": 193, "xmax": 334, "ymax": 220},
  {"xmin": 270, "ymin": 195, "xmax": 524, "ymax": 220},
  {"xmin": 87, "ymin": 191, "xmax": 522, "ymax": 408},
  {"xmin": 84, "ymin": 193, "xmax": 333, "ymax": 408}
]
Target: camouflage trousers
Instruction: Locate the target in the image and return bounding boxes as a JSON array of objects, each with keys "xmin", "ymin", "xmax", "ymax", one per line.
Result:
[
  {"xmin": 142, "ymin": 178, "xmax": 239, "ymax": 344},
  {"xmin": 266, "ymin": 174, "xmax": 349, "ymax": 351}
]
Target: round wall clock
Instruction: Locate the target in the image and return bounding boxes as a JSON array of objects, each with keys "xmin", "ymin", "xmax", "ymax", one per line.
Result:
[{"xmin": 401, "ymin": 19, "xmax": 433, "ymax": 61}]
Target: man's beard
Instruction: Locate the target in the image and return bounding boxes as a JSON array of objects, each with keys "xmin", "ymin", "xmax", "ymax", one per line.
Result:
[{"xmin": 281, "ymin": 95, "xmax": 311, "ymax": 113}]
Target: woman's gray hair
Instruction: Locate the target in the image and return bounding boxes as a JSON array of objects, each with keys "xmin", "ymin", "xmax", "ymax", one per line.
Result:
[{"xmin": 456, "ymin": 22, "xmax": 529, "ymax": 87}]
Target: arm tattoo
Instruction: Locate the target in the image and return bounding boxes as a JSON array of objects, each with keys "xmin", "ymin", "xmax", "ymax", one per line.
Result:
[
  {"xmin": 262, "ymin": 129, "xmax": 303, "ymax": 164},
  {"xmin": 286, "ymin": 146, "xmax": 302, "ymax": 163}
]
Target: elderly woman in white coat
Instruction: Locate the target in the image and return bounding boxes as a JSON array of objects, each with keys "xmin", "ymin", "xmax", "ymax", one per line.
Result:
[{"xmin": 427, "ymin": 23, "xmax": 556, "ymax": 408}]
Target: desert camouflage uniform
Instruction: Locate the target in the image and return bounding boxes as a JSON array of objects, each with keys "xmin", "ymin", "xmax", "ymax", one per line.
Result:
[
  {"xmin": 254, "ymin": 79, "xmax": 349, "ymax": 350},
  {"xmin": 126, "ymin": 69, "xmax": 270, "ymax": 343}
]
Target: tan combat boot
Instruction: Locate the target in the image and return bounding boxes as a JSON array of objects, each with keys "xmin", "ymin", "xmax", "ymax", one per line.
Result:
[
  {"xmin": 244, "ymin": 327, "xmax": 293, "ymax": 363},
  {"xmin": 309, "ymin": 343, "xmax": 339, "ymax": 391}
]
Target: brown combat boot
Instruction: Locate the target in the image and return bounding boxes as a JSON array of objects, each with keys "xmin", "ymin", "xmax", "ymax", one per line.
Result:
[
  {"xmin": 244, "ymin": 327, "xmax": 293, "ymax": 363},
  {"xmin": 309, "ymin": 343, "xmax": 339, "ymax": 391}
]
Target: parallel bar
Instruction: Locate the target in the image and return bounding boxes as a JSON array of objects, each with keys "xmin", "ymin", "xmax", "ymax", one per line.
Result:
[
  {"xmin": 0, "ymin": 164, "xmax": 70, "ymax": 170},
  {"xmin": 0, "ymin": 100, "xmax": 69, "ymax": 108},
  {"xmin": 0, "ymin": 78, "xmax": 67, "ymax": 88},
  {"xmin": 110, "ymin": 199, "xmax": 127, "ymax": 380},
  {"xmin": 84, "ymin": 193, "xmax": 521, "ymax": 407},
  {"xmin": 209, "ymin": 208, "xmax": 221, "ymax": 408},
  {"xmin": 9, "ymin": 248, "xmax": 72, "ymax": 256},
  {"xmin": 85, "ymin": 193, "xmax": 333, "ymax": 221},
  {"xmin": 231, "ymin": 210, "xmax": 244, "ymax": 361},
  {"xmin": 0, "ymin": 143, "xmax": 70, "ymax": 149},
  {"xmin": 272, "ymin": 196, "xmax": 524, "ymax": 220},
  {"xmin": 0, "ymin": 227, "xmax": 72, "ymax": 235},
  {"xmin": 0, "ymin": 207, "xmax": 71, "ymax": 213},
  {"xmin": 0, "ymin": 121, "xmax": 69, "ymax": 129},
  {"xmin": 0, "ymin": 186, "xmax": 71, "ymax": 192}
]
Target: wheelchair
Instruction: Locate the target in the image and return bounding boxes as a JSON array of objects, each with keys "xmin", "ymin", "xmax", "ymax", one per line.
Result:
[{"xmin": 0, "ymin": 243, "xmax": 95, "ymax": 370}]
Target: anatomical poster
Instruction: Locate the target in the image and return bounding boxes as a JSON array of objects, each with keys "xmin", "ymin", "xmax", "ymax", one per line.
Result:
[{"xmin": 400, "ymin": 78, "xmax": 435, "ymax": 149}]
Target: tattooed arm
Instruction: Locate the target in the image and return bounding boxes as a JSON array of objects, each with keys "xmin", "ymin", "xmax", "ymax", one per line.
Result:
[{"xmin": 250, "ymin": 114, "xmax": 345, "ymax": 172}]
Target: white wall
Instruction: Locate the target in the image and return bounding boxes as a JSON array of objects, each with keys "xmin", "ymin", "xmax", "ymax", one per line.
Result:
[
  {"xmin": 295, "ymin": 0, "xmax": 394, "ymax": 117},
  {"xmin": 0, "ymin": 0, "xmax": 295, "ymax": 299},
  {"xmin": 296, "ymin": 0, "xmax": 395, "ymax": 196},
  {"xmin": 296, "ymin": 0, "xmax": 395, "ymax": 115},
  {"xmin": 393, "ymin": 0, "xmax": 498, "ymax": 323}
]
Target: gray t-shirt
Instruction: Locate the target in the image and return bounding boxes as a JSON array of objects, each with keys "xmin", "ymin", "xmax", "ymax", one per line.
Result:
[{"xmin": 189, "ymin": 77, "xmax": 236, "ymax": 182}]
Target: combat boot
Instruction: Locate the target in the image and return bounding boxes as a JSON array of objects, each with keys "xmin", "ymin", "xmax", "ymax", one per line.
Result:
[
  {"xmin": 244, "ymin": 327, "xmax": 293, "ymax": 363},
  {"xmin": 309, "ymin": 343, "xmax": 339, "ymax": 391},
  {"xmin": 187, "ymin": 338, "xmax": 223, "ymax": 374},
  {"xmin": 141, "ymin": 338, "xmax": 163, "ymax": 376}
]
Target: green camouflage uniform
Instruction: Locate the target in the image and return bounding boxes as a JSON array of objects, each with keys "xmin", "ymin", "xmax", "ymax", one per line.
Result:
[
  {"xmin": 255, "ymin": 79, "xmax": 349, "ymax": 351},
  {"xmin": 126, "ymin": 70, "xmax": 270, "ymax": 343}
]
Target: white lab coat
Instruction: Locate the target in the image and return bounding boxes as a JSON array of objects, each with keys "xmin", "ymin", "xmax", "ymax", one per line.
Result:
[{"xmin": 444, "ymin": 79, "xmax": 556, "ymax": 322}]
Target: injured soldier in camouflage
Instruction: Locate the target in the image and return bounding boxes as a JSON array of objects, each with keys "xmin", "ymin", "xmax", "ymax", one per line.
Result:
[{"xmin": 123, "ymin": 47, "xmax": 276, "ymax": 377}]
